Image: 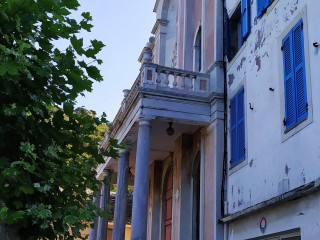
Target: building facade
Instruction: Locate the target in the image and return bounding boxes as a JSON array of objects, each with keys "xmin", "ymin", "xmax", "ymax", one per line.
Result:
[
  {"xmin": 92, "ymin": 0, "xmax": 320, "ymax": 240},
  {"xmin": 222, "ymin": 0, "xmax": 320, "ymax": 239}
]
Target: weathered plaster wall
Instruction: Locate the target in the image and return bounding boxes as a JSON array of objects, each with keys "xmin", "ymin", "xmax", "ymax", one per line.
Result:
[
  {"xmin": 226, "ymin": 0, "xmax": 320, "ymax": 236},
  {"xmin": 204, "ymin": 128, "xmax": 215, "ymax": 239},
  {"xmin": 228, "ymin": 192, "xmax": 320, "ymax": 239}
]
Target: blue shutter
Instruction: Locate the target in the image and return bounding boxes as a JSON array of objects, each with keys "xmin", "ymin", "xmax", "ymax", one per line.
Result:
[
  {"xmin": 237, "ymin": 88, "xmax": 245, "ymax": 162},
  {"xmin": 230, "ymin": 96, "xmax": 237, "ymax": 166},
  {"xmin": 292, "ymin": 20, "xmax": 307, "ymax": 122},
  {"xmin": 241, "ymin": 0, "xmax": 251, "ymax": 40},
  {"xmin": 282, "ymin": 30, "xmax": 296, "ymax": 129},
  {"xmin": 257, "ymin": 0, "xmax": 269, "ymax": 17},
  {"xmin": 230, "ymin": 87, "xmax": 245, "ymax": 167}
]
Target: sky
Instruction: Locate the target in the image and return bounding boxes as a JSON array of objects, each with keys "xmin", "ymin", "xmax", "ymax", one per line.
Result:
[{"xmin": 74, "ymin": 1, "xmax": 156, "ymax": 121}]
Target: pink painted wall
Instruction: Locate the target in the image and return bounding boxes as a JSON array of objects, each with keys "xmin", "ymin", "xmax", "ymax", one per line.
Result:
[
  {"xmin": 194, "ymin": 0, "xmax": 202, "ymax": 30},
  {"xmin": 205, "ymin": 0, "xmax": 215, "ymax": 70},
  {"xmin": 204, "ymin": 129, "xmax": 215, "ymax": 239}
]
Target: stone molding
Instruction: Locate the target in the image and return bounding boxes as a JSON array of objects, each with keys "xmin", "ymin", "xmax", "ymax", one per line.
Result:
[{"xmin": 151, "ymin": 18, "xmax": 169, "ymax": 34}]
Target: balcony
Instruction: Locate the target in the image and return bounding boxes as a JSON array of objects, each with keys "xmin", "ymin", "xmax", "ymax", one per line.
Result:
[
  {"xmin": 110, "ymin": 62, "xmax": 212, "ymax": 139},
  {"xmin": 141, "ymin": 62, "xmax": 210, "ymax": 93}
]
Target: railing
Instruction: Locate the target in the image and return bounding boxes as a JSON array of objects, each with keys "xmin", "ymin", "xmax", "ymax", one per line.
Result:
[
  {"xmin": 111, "ymin": 62, "xmax": 210, "ymax": 138},
  {"xmin": 141, "ymin": 63, "xmax": 210, "ymax": 94}
]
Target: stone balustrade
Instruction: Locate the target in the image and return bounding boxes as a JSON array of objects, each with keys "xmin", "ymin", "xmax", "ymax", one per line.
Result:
[
  {"xmin": 141, "ymin": 62, "xmax": 210, "ymax": 93},
  {"xmin": 109, "ymin": 63, "xmax": 211, "ymax": 140}
]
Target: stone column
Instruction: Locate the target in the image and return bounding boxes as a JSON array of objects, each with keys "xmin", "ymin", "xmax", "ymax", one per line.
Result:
[
  {"xmin": 112, "ymin": 149, "xmax": 129, "ymax": 240},
  {"xmin": 97, "ymin": 169, "xmax": 112, "ymax": 240},
  {"xmin": 131, "ymin": 117, "xmax": 152, "ymax": 240},
  {"xmin": 89, "ymin": 193, "xmax": 100, "ymax": 240}
]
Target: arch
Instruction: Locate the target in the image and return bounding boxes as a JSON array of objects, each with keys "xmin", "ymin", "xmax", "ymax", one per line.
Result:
[
  {"xmin": 193, "ymin": 26, "xmax": 202, "ymax": 72},
  {"xmin": 162, "ymin": 165, "xmax": 173, "ymax": 240}
]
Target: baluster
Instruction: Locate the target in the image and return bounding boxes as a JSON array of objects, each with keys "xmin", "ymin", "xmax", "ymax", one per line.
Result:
[
  {"xmin": 156, "ymin": 70, "xmax": 161, "ymax": 85},
  {"xmin": 164, "ymin": 71, "xmax": 170, "ymax": 87},
  {"xmin": 189, "ymin": 75, "xmax": 194, "ymax": 90},
  {"xmin": 173, "ymin": 73, "xmax": 178, "ymax": 88},
  {"xmin": 181, "ymin": 74, "xmax": 186, "ymax": 89}
]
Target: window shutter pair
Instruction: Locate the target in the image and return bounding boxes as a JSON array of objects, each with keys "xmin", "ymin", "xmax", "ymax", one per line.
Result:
[
  {"xmin": 230, "ymin": 88, "xmax": 245, "ymax": 167},
  {"xmin": 257, "ymin": 0, "xmax": 270, "ymax": 17},
  {"xmin": 241, "ymin": 0, "xmax": 251, "ymax": 40},
  {"xmin": 282, "ymin": 19, "xmax": 307, "ymax": 130}
]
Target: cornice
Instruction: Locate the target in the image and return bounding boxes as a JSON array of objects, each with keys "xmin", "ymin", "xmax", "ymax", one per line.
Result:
[{"xmin": 151, "ymin": 18, "xmax": 169, "ymax": 34}]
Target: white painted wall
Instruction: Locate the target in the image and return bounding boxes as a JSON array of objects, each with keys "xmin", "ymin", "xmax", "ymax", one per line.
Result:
[
  {"xmin": 226, "ymin": 0, "xmax": 320, "ymax": 237},
  {"xmin": 228, "ymin": 192, "xmax": 320, "ymax": 239}
]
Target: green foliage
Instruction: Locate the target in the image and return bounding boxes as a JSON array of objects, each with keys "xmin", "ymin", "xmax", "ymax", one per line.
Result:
[{"xmin": 0, "ymin": 0, "xmax": 118, "ymax": 239}]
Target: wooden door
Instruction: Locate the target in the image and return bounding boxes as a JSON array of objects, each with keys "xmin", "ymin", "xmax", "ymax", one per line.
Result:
[{"xmin": 164, "ymin": 168, "xmax": 173, "ymax": 240}]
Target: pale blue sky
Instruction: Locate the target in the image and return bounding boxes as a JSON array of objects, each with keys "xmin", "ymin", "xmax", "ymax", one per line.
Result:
[{"xmin": 75, "ymin": 1, "xmax": 156, "ymax": 121}]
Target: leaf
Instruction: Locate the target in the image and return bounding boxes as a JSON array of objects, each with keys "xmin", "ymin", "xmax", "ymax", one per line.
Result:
[
  {"xmin": 19, "ymin": 142, "xmax": 37, "ymax": 159},
  {"xmin": 70, "ymin": 35, "xmax": 84, "ymax": 55},
  {"xmin": 81, "ymin": 12, "xmax": 92, "ymax": 21},
  {"xmin": 91, "ymin": 39, "xmax": 105, "ymax": 53},
  {"xmin": 80, "ymin": 20, "xmax": 93, "ymax": 31},
  {"xmin": 85, "ymin": 65, "xmax": 103, "ymax": 81},
  {"xmin": 0, "ymin": 61, "xmax": 19, "ymax": 76},
  {"xmin": 37, "ymin": 209, "xmax": 52, "ymax": 219},
  {"xmin": 0, "ymin": 207, "xmax": 9, "ymax": 220},
  {"xmin": 20, "ymin": 184, "xmax": 34, "ymax": 194}
]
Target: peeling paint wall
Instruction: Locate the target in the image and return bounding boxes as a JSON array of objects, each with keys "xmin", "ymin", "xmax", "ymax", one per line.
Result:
[{"xmin": 226, "ymin": 0, "xmax": 320, "ymax": 238}]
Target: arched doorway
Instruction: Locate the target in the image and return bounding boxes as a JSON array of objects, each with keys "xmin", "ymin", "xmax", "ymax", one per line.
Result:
[{"xmin": 164, "ymin": 167, "xmax": 173, "ymax": 240}]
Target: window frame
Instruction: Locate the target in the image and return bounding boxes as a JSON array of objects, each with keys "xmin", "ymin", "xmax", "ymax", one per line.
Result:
[
  {"xmin": 229, "ymin": 86, "xmax": 246, "ymax": 170},
  {"xmin": 226, "ymin": 0, "xmax": 251, "ymax": 62},
  {"xmin": 282, "ymin": 19, "xmax": 308, "ymax": 133},
  {"xmin": 278, "ymin": 7, "xmax": 312, "ymax": 142}
]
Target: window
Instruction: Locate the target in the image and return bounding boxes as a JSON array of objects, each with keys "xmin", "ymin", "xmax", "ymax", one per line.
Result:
[
  {"xmin": 241, "ymin": 0, "xmax": 251, "ymax": 40},
  {"xmin": 226, "ymin": 0, "xmax": 251, "ymax": 61},
  {"xmin": 255, "ymin": 233, "xmax": 301, "ymax": 240},
  {"xmin": 194, "ymin": 27, "xmax": 202, "ymax": 72},
  {"xmin": 230, "ymin": 87, "xmax": 245, "ymax": 168},
  {"xmin": 257, "ymin": 0, "xmax": 275, "ymax": 17},
  {"xmin": 282, "ymin": 19, "xmax": 307, "ymax": 132}
]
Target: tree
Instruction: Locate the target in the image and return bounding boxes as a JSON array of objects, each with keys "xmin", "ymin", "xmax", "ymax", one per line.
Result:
[{"xmin": 0, "ymin": 0, "xmax": 118, "ymax": 239}]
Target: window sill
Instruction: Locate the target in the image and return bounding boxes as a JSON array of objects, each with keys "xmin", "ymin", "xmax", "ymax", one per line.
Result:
[
  {"xmin": 226, "ymin": 41, "xmax": 247, "ymax": 71},
  {"xmin": 284, "ymin": 116, "xmax": 308, "ymax": 134},
  {"xmin": 229, "ymin": 158, "xmax": 247, "ymax": 175},
  {"xmin": 282, "ymin": 116, "xmax": 312, "ymax": 142}
]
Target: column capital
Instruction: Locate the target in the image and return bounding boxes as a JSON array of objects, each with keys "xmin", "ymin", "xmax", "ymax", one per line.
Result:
[{"xmin": 138, "ymin": 115, "xmax": 154, "ymax": 126}]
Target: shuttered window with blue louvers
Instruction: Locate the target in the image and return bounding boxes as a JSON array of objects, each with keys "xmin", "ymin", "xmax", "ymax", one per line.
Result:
[
  {"xmin": 282, "ymin": 19, "xmax": 307, "ymax": 131},
  {"xmin": 241, "ymin": 0, "xmax": 251, "ymax": 40},
  {"xmin": 257, "ymin": 0, "xmax": 270, "ymax": 17},
  {"xmin": 230, "ymin": 87, "xmax": 246, "ymax": 168}
]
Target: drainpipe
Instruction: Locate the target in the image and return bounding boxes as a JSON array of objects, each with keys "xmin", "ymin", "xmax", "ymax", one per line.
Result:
[
  {"xmin": 221, "ymin": 0, "xmax": 228, "ymax": 220},
  {"xmin": 221, "ymin": 0, "xmax": 229, "ymax": 239}
]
